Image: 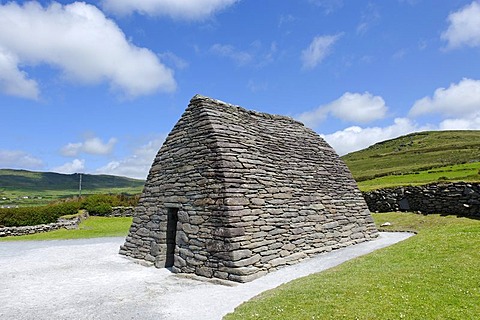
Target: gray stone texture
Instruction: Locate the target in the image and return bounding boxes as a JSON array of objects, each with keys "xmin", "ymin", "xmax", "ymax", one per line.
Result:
[
  {"xmin": 119, "ymin": 95, "xmax": 378, "ymax": 282},
  {"xmin": 110, "ymin": 206, "xmax": 135, "ymax": 217},
  {"xmin": 0, "ymin": 211, "xmax": 88, "ymax": 237},
  {"xmin": 364, "ymin": 182, "xmax": 480, "ymax": 216}
]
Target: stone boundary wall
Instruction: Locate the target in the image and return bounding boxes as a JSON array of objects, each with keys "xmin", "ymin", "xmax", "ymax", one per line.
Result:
[
  {"xmin": 0, "ymin": 212, "xmax": 88, "ymax": 237},
  {"xmin": 109, "ymin": 206, "xmax": 134, "ymax": 217},
  {"xmin": 363, "ymin": 182, "xmax": 480, "ymax": 216}
]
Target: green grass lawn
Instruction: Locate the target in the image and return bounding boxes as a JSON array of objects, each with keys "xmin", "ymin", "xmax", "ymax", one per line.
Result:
[
  {"xmin": 342, "ymin": 130, "xmax": 480, "ymax": 183},
  {"xmin": 224, "ymin": 213, "xmax": 480, "ymax": 320},
  {"xmin": 0, "ymin": 216, "xmax": 133, "ymax": 241},
  {"xmin": 358, "ymin": 162, "xmax": 480, "ymax": 191}
]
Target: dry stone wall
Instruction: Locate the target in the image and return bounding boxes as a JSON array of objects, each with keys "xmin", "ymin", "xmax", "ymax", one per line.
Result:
[
  {"xmin": 120, "ymin": 95, "xmax": 378, "ymax": 282},
  {"xmin": 0, "ymin": 212, "xmax": 88, "ymax": 237},
  {"xmin": 364, "ymin": 182, "xmax": 480, "ymax": 216},
  {"xmin": 109, "ymin": 206, "xmax": 135, "ymax": 217}
]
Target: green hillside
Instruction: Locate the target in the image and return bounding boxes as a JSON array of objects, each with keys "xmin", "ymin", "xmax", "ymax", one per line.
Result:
[
  {"xmin": 342, "ymin": 130, "xmax": 480, "ymax": 183},
  {"xmin": 0, "ymin": 169, "xmax": 144, "ymax": 206}
]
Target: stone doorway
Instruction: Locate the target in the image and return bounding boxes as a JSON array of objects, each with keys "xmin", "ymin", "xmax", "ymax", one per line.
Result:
[{"xmin": 165, "ymin": 208, "xmax": 178, "ymax": 268}]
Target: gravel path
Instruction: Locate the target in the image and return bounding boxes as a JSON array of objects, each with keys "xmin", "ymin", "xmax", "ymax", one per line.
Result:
[{"xmin": 0, "ymin": 232, "xmax": 413, "ymax": 320}]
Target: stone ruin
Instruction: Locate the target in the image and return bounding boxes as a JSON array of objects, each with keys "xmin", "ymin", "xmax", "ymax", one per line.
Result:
[{"xmin": 119, "ymin": 95, "xmax": 378, "ymax": 282}]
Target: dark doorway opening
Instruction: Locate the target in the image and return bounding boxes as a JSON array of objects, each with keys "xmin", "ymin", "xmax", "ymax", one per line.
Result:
[{"xmin": 165, "ymin": 208, "xmax": 178, "ymax": 268}]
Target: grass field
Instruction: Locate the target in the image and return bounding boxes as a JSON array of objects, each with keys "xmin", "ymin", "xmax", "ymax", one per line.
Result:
[
  {"xmin": 0, "ymin": 216, "xmax": 133, "ymax": 241},
  {"xmin": 342, "ymin": 130, "xmax": 480, "ymax": 183},
  {"xmin": 224, "ymin": 213, "xmax": 480, "ymax": 320},
  {"xmin": 358, "ymin": 162, "xmax": 480, "ymax": 191}
]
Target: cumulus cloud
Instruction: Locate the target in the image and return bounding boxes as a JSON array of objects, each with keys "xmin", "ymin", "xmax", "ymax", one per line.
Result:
[
  {"xmin": 96, "ymin": 135, "xmax": 166, "ymax": 179},
  {"xmin": 321, "ymin": 79, "xmax": 480, "ymax": 155},
  {"xmin": 0, "ymin": 48, "xmax": 39, "ymax": 99},
  {"xmin": 297, "ymin": 92, "xmax": 388, "ymax": 128},
  {"xmin": 439, "ymin": 116, "xmax": 480, "ymax": 130},
  {"xmin": 0, "ymin": 150, "xmax": 44, "ymax": 169},
  {"xmin": 322, "ymin": 118, "xmax": 426, "ymax": 155},
  {"xmin": 61, "ymin": 137, "xmax": 117, "ymax": 157},
  {"xmin": 101, "ymin": 0, "xmax": 238, "ymax": 20},
  {"xmin": 409, "ymin": 78, "xmax": 480, "ymax": 117},
  {"xmin": 301, "ymin": 34, "xmax": 342, "ymax": 70},
  {"xmin": 442, "ymin": 1, "xmax": 480, "ymax": 49},
  {"xmin": 0, "ymin": 1, "xmax": 176, "ymax": 99},
  {"xmin": 52, "ymin": 159, "xmax": 85, "ymax": 174}
]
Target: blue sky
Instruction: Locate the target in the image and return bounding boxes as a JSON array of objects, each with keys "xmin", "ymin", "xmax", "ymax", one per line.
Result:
[{"xmin": 1, "ymin": 0, "xmax": 480, "ymax": 179}]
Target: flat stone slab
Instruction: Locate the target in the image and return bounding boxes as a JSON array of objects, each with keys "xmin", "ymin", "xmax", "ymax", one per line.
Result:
[{"xmin": 0, "ymin": 232, "xmax": 413, "ymax": 320}]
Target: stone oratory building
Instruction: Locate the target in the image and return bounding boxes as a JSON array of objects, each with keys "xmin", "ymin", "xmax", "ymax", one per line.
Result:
[{"xmin": 120, "ymin": 95, "xmax": 378, "ymax": 282}]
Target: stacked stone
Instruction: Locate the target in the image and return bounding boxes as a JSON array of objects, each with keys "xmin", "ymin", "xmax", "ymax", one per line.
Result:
[
  {"xmin": 0, "ymin": 213, "xmax": 86, "ymax": 237},
  {"xmin": 120, "ymin": 95, "xmax": 378, "ymax": 282},
  {"xmin": 110, "ymin": 206, "xmax": 135, "ymax": 217},
  {"xmin": 364, "ymin": 182, "xmax": 480, "ymax": 216}
]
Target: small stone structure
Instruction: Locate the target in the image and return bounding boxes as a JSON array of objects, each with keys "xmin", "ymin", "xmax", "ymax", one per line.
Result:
[
  {"xmin": 120, "ymin": 95, "xmax": 378, "ymax": 282},
  {"xmin": 364, "ymin": 182, "xmax": 480, "ymax": 216}
]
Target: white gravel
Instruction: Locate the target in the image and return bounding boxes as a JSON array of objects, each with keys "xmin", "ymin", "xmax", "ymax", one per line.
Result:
[{"xmin": 0, "ymin": 232, "xmax": 413, "ymax": 320}]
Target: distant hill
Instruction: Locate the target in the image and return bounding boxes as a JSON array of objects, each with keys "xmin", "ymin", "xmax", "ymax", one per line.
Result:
[
  {"xmin": 0, "ymin": 169, "xmax": 145, "ymax": 191},
  {"xmin": 342, "ymin": 130, "xmax": 480, "ymax": 182},
  {"xmin": 0, "ymin": 169, "xmax": 145, "ymax": 206}
]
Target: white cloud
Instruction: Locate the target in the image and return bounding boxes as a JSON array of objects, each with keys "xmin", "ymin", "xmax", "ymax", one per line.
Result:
[
  {"xmin": 297, "ymin": 106, "xmax": 330, "ymax": 128},
  {"xmin": 61, "ymin": 137, "xmax": 117, "ymax": 157},
  {"xmin": 297, "ymin": 92, "xmax": 388, "ymax": 128},
  {"xmin": 61, "ymin": 143, "xmax": 83, "ymax": 157},
  {"xmin": 52, "ymin": 159, "xmax": 85, "ymax": 174},
  {"xmin": 328, "ymin": 92, "xmax": 387, "ymax": 123},
  {"xmin": 0, "ymin": 150, "xmax": 44, "ymax": 169},
  {"xmin": 322, "ymin": 118, "xmax": 426, "ymax": 155},
  {"xmin": 442, "ymin": 1, "xmax": 480, "ymax": 49},
  {"xmin": 439, "ymin": 115, "xmax": 480, "ymax": 130},
  {"xmin": 101, "ymin": 0, "xmax": 238, "ymax": 20},
  {"xmin": 0, "ymin": 48, "xmax": 39, "ymax": 99},
  {"xmin": 0, "ymin": 2, "xmax": 176, "ymax": 99},
  {"xmin": 409, "ymin": 78, "xmax": 480, "ymax": 117},
  {"xmin": 96, "ymin": 135, "xmax": 166, "ymax": 179},
  {"xmin": 210, "ymin": 44, "xmax": 253, "ymax": 65},
  {"xmin": 320, "ymin": 80, "xmax": 480, "ymax": 155},
  {"xmin": 301, "ymin": 34, "xmax": 342, "ymax": 70}
]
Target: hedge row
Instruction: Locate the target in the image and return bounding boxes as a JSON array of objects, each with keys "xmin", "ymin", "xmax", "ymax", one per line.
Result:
[
  {"xmin": 0, "ymin": 201, "xmax": 82, "ymax": 227},
  {"xmin": 0, "ymin": 194, "xmax": 139, "ymax": 227}
]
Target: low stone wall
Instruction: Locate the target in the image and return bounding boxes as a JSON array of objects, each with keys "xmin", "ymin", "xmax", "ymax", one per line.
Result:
[
  {"xmin": 0, "ymin": 211, "xmax": 88, "ymax": 237},
  {"xmin": 109, "ymin": 206, "xmax": 134, "ymax": 217},
  {"xmin": 363, "ymin": 182, "xmax": 480, "ymax": 216}
]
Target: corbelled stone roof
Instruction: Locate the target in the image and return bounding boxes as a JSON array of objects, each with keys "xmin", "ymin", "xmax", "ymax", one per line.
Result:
[{"xmin": 120, "ymin": 95, "xmax": 378, "ymax": 282}]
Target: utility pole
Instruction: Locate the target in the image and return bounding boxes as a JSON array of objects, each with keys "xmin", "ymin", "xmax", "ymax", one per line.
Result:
[{"xmin": 78, "ymin": 173, "xmax": 82, "ymax": 197}]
